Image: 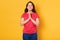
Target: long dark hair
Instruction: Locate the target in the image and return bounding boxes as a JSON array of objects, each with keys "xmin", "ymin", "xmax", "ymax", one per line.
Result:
[{"xmin": 24, "ymin": 1, "xmax": 36, "ymax": 13}]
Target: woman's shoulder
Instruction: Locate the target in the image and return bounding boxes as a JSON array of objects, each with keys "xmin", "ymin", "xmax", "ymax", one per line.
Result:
[
  {"xmin": 33, "ymin": 12, "xmax": 39, "ymax": 18},
  {"xmin": 33, "ymin": 12, "xmax": 38, "ymax": 15},
  {"xmin": 21, "ymin": 12, "xmax": 27, "ymax": 18}
]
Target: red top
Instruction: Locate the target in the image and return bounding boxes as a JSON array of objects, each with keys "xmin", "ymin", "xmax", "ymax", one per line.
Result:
[{"xmin": 21, "ymin": 12, "xmax": 39, "ymax": 34}]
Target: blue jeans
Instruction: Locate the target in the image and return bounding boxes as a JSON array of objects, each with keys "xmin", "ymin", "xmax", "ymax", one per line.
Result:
[{"xmin": 23, "ymin": 33, "xmax": 37, "ymax": 40}]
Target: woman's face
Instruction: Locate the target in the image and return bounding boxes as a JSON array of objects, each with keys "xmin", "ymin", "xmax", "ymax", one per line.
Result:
[{"xmin": 27, "ymin": 3, "xmax": 33, "ymax": 11}]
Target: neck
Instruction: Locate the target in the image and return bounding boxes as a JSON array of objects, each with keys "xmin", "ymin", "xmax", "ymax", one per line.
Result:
[{"xmin": 27, "ymin": 10, "xmax": 33, "ymax": 14}]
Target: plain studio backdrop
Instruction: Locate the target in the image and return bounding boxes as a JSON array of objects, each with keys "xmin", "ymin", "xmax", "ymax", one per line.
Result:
[{"xmin": 0, "ymin": 0, "xmax": 60, "ymax": 40}]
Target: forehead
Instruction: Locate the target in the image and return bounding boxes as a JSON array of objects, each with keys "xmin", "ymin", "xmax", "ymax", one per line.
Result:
[{"xmin": 28, "ymin": 3, "xmax": 33, "ymax": 5}]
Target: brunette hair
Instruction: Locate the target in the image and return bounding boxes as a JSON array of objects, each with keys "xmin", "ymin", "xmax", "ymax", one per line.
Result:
[{"xmin": 24, "ymin": 1, "xmax": 36, "ymax": 13}]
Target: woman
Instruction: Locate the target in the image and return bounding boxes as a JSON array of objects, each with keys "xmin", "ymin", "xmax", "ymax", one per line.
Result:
[{"xmin": 20, "ymin": 1, "xmax": 40, "ymax": 40}]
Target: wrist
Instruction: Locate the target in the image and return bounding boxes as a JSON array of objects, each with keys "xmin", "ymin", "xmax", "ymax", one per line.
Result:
[{"xmin": 31, "ymin": 18, "xmax": 32, "ymax": 20}]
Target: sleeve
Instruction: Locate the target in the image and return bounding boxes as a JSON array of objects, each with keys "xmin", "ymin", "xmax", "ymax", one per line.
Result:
[{"xmin": 35, "ymin": 13, "xmax": 39, "ymax": 18}]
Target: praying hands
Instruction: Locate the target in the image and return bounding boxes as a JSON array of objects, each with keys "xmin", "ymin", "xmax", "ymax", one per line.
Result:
[
  {"xmin": 20, "ymin": 13, "xmax": 39, "ymax": 26},
  {"xmin": 28, "ymin": 13, "xmax": 39, "ymax": 26}
]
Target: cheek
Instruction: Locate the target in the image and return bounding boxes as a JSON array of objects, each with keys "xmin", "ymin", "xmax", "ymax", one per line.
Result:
[
  {"xmin": 27, "ymin": 6, "xmax": 33, "ymax": 10},
  {"xmin": 30, "ymin": 6, "xmax": 33, "ymax": 9}
]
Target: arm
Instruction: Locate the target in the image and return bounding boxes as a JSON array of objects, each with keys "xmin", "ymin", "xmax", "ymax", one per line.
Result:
[
  {"xmin": 31, "ymin": 18, "xmax": 40, "ymax": 26},
  {"xmin": 20, "ymin": 17, "xmax": 30, "ymax": 26},
  {"xmin": 20, "ymin": 13, "xmax": 31, "ymax": 26}
]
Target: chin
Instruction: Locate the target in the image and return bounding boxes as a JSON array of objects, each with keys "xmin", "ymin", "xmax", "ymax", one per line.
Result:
[{"xmin": 28, "ymin": 9, "xmax": 32, "ymax": 10}]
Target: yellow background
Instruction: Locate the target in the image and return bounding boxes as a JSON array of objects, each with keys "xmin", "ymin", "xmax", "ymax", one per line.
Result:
[{"xmin": 0, "ymin": 0, "xmax": 60, "ymax": 40}]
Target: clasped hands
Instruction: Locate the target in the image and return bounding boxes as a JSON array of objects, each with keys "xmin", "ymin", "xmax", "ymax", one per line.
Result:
[
  {"xmin": 28, "ymin": 13, "xmax": 37, "ymax": 26},
  {"xmin": 28, "ymin": 13, "xmax": 33, "ymax": 20}
]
